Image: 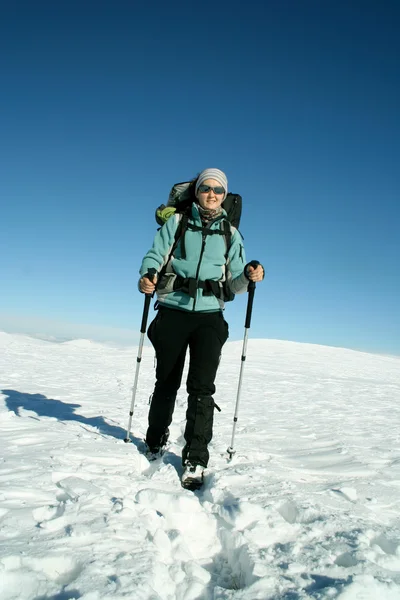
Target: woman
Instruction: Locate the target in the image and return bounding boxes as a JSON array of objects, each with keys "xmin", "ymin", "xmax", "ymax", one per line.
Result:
[{"xmin": 139, "ymin": 168, "xmax": 264, "ymax": 489}]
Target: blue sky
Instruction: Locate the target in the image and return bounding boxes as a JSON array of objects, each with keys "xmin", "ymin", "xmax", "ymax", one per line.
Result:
[{"xmin": 1, "ymin": 0, "xmax": 399, "ymax": 354}]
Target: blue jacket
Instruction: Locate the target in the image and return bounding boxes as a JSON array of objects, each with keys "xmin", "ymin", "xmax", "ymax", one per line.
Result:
[{"xmin": 140, "ymin": 203, "xmax": 249, "ymax": 312}]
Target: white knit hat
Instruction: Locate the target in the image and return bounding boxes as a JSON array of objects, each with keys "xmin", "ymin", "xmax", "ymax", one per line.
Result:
[{"xmin": 195, "ymin": 168, "xmax": 228, "ymax": 200}]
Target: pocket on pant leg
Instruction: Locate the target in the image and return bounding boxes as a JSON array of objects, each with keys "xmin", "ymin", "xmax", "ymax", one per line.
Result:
[
  {"xmin": 147, "ymin": 317, "xmax": 157, "ymax": 345},
  {"xmin": 217, "ymin": 314, "xmax": 229, "ymax": 346},
  {"xmin": 147, "ymin": 311, "xmax": 164, "ymax": 346}
]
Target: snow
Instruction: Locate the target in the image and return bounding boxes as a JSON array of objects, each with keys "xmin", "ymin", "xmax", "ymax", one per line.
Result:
[{"xmin": 1, "ymin": 330, "xmax": 400, "ymax": 599}]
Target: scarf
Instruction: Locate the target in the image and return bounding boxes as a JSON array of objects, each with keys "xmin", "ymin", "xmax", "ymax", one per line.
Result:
[{"xmin": 197, "ymin": 204, "xmax": 223, "ymax": 225}]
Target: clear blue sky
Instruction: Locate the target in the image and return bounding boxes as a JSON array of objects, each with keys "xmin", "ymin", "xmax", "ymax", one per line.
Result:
[{"xmin": 1, "ymin": 0, "xmax": 399, "ymax": 355}]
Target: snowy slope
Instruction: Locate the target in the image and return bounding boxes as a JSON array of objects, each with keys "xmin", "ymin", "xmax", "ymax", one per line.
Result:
[{"xmin": 1, "ymin": 331, "xmax": 400, "ymax": 600}]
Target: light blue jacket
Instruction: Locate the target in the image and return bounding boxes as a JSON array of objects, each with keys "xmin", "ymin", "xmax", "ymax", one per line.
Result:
[{"xmin": 140, "ymin": 203, "xmax": 249, "ymax": 312}]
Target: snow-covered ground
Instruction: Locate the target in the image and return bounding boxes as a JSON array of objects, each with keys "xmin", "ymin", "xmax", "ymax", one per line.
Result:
[{"xmin": 1, "ymin": 330, "xmax": 400, "ymax": 600}]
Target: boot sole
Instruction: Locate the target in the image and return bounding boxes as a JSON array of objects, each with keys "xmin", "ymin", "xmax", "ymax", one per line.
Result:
[{"xmin": 181, "ymin": 476, "xmax": 204, "ymax": 491}]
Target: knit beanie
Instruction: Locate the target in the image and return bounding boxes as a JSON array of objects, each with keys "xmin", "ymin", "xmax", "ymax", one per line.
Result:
[{"xmin": 195, "ymin": 168, "xmax": 228, "ymax": 200}]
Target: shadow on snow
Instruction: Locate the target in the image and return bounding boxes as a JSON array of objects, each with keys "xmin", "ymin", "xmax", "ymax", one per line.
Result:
[
  {"xmin": 33, "ymin": 591, "xmax": 81, "ymax": 600},
  {"xmin": 1, "ymin": 388, "xmax": 141, "ymax": 447}
]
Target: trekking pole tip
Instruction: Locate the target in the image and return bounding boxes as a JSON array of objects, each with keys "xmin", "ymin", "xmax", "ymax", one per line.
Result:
[
  {"xmin": 227, "ymin": 446, "xmax": 236, "ymax": 460},
  {"xmin": 124, "ymin": 437, "xmax": 131, "ymax": 443}
]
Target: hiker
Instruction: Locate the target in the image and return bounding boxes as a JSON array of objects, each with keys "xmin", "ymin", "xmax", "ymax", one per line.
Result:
[{"xmin": 139, "ymin": 168, "xmax": 264, "ymax": 488}]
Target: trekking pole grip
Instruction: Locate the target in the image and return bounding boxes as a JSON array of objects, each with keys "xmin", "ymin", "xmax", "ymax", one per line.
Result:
[
  {"xmin": 140, "ymin": 268, "xmax": 157, "ymax": 333},
  {"xmin": 245, "ymin": 261, "xmax": 259, "ymax": 329}
]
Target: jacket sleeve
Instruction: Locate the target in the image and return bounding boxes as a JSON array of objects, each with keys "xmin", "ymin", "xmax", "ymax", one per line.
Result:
[
  {"xmin": 226, "ymin": 228, "xmax": 249, "ymax": 295},
  {"xmin": 139, "ymin": 214, "xmax": 180, "ymax": 277}
]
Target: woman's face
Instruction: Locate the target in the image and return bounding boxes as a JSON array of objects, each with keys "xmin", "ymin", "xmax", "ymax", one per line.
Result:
[{"xmin": 196, "ymin": 178, "xmax": 225, "ymax": 210}]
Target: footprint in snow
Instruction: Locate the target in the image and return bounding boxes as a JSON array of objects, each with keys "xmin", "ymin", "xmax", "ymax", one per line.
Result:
[{"xmin": 32, "ymin": 502, "xmax": 66, "ymax": 527}]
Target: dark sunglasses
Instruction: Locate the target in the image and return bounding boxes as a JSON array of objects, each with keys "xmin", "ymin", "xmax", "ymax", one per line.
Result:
[{"xmin": 197, "ymin": 184, "xmax": 225, "ymax": 195}]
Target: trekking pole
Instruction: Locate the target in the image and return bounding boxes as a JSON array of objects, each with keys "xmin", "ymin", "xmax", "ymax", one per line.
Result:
[
  {"xmin": 227, "ymin": 261, "xmax": 259, "ymax": 459},
  {"xmin": 124, "ymin": 269, "xmax": 156, "ymax": 443}
]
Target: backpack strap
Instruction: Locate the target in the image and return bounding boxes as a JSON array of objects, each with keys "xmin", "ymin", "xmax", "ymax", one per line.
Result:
[
  {"xmin": 178, "ymin": 212, "xmax": 190, "ymax": 259},
  {"xmin": 156, "ymin": 213, "xmax": 187, "ymax": 289},
  {"xmin": 180, "ymin": 219, "xmax": 229, "ymax": 258},
  {"xmin": 172, "ymin": 275, "xmax": 234, "ymax": 302},
  {"xmin": 156, "ymin": 213, "xmax": 233, "ymax": 291},
  {"xmin": 221, "ymin": 219, "xmax": 232, "ymax": 258}
]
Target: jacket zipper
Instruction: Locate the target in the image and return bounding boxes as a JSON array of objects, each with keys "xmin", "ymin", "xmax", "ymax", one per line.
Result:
[{"xmin": 192, "ymin": 232, "xmax": 207, "ymax": 311}]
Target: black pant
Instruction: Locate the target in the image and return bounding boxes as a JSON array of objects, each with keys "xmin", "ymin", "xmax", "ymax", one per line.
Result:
[{"xmin": 146, "ymin": 306, "xmax": 229, "ymax": 467}]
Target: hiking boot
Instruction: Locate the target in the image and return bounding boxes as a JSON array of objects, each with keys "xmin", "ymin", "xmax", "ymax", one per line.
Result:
[
  {"xmin": 143, "ymin": 443, "xmax": 166, "ymax": 461},
  {"xmin": 181, "ymin": 462, "xmax": 205, "ymax": 490},
  {"xmin": 144, "ymin": 428, "xmax": 170, "ymax": 461}
]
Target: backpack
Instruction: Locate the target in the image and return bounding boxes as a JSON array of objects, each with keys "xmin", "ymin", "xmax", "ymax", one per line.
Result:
[
  {"xmin": 154, "ymin": 180, "xmax": 243, "ymax": 302},
  {"xmin": 155, "ymin": 180, "xmax": 242, "ymax": 229}
]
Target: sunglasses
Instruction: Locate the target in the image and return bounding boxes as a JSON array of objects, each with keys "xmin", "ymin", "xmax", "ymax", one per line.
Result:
[{"xmin": 197, "ymin": 184, "xmax": 225, "ymax": 195}]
